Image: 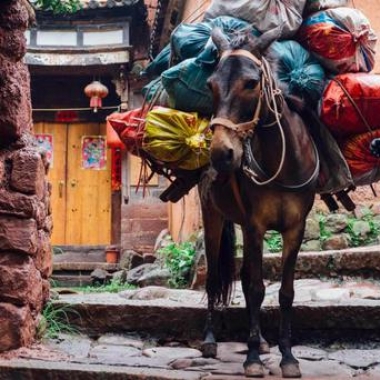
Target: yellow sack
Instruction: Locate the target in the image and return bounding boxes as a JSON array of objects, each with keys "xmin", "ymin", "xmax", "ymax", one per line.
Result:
[{"xmin": 143, "ymin": 107, "xmax": 211, "ymax": 170}]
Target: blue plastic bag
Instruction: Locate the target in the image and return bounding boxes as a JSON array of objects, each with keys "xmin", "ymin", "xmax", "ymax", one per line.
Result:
[
  {"xmin": 161, "ymin": 58, "xmax": 214, "ymax": 116},
  {"xmin": 271, "ymin": 40, "xmax": 326, "ymax": 103}
]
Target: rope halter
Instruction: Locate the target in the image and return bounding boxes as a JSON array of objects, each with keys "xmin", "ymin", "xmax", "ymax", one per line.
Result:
[{"xmin": 209, "ymin": 49, "xmax": 264, "ymax": 140}]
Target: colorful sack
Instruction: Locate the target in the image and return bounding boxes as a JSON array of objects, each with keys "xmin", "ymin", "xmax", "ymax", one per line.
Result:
[
  {"xmin": 304, "ymin": 0, "xmax": 350, "ymax": 15},
  {"xmin": 142, "ymin": 44, "xmax": 172, "ymax": 79},
  {"xmin": 161, "ymin": 58, "xmax": 214, "ymax": 116},
  {"xmin": 271, "ymin": 40, "xmax": 326, "ymax": 103},
  {"xmin": 320, "ymin": 73, "xmax": 380, "ymax": 138},
  {"xmin": 298, "ymin": 8, "xmax": 377, "ymax": 73},
  {"xmin": 143, "ymin": 16, "xmax": 256, "ymax": 78},
  {"xmin": 339, "ymin": 130, "xmax": 380, "ymax": 185},
  {"xmin": 204, "ymin": 0, "xmax": 307, "ymax": 39},
  {"xmin": 171, "ymin": 16, "xmax": 255, "ymax": 64},
  {"xmin": 107, "ymin": 108, "xmax": 148, "ymax": 155},
  {"xmin": 143, "ymin": 108, "xmax": 211, "ymax": 170}
]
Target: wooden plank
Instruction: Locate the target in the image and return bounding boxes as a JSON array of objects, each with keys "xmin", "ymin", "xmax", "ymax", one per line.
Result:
[
  {"xmin": 33, "ymin": 122, "xmax": 68, "ymax": 245},
  {"xmin": 66, "ymin": 122, "xmax": 111, "ymax": 245}
]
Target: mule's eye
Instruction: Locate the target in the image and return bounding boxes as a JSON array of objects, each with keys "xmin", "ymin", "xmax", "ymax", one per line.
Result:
[{"xmin": 244, "ymin": 79, "xmax": 257, "ymax": 90}]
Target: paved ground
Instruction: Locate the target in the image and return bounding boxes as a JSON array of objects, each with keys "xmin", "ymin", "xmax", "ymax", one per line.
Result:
[{"xmin": 2, "ymin": 279, "xmax": 380, "ymax": 379}]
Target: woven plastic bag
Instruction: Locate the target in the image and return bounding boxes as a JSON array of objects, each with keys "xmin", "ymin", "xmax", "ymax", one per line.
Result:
[
  {"xmin": 143, "ymin": 108, "xmax": 211, "ymax": 170},
  {"xmin": 161, "ymin": 57, "xmax": 214, "ymax": 116},
  {"xmin": 142, "ymin": 44, "xmax": 171, "ymax": 79},
  {"xmin": 271, "ymin": 40, "xmax": 326, "ymax": 103},
  {"xmin": 204, "ymin": 0, "xmax": 307, "ymax": 39},
  {"xmin": 171, "ymin": 16, "xmax": 255, "ymax": 64},
  {"xmin": 304, "ymin": 0, "xmax": 350, "ymax": 15},
  {"xmin": 298, "ymin": 8, "xmax": 377, "ymax": 73},
  {"xmin": 320, "ymin": 73, "xmax": 380, "ymax": 138}
]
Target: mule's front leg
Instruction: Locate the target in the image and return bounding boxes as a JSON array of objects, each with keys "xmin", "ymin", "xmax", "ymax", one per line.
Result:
[
  {"xmin": 278, "ymin": 229, "xmax": 304, "ymax": 378},
  {"xmin": 199, "ymin": 198, "xmax": 226, "ymax": 359},
  {"xmin": 241, "ymin": 227, "xmax": 266, "ymax": 378}
]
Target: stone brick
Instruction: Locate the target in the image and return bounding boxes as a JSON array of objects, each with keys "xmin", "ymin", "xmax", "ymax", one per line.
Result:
[
  {"xmin": 0, "ymin": 1, "xmax": 30, "ymax": 31},
  {"xmin": 0, "ymin": 29, "xmax": 26, "ymax": 61},
  {"xmin": 0, "ymin": 189, "xmax": 40, "ymax": 219},
  {"xmin": 10, "ymin": 149, "xmax": 45, "ymax": 197},
  {"xmin": 41, "ymin": 279, "xmax": 50, "ymax": 305},
  {"xmin": 0, "ymin": 216, "xmax": 38, "ymax": 255},
  {"xmin": 34, "ymin": 229, "xmax": 52, "ymax": 279},
  {"xmin": 0, "ymin": 303, "xmax": 34, "ymax": 352},
  {"xmin": 134, "ymin": 218, "xmax": 168, "ymax": 233},
  {"xmin": 0, "ymin": 158, "xmax": 4, "ymax": 182},
  {"xmin": 0, "ymin": 253, "xmax": 42, "ymax": 308},
  {"xmin": 41, "ymin": 214, "xmax": 53, "ymax": 233},
  {"xmin": 121, "ymin": 231, "xmax": 161, "ymax": 253},
  {"xmin": 0, "ymin": 60, "xmax": 32, "ymax": 146},
  {"xmin": 122, "ymin": 199, "xmax": 168, "ymax": 220}
]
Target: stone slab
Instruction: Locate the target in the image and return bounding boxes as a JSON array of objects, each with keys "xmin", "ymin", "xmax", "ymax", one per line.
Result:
[
  {"xmin": 0, "ymin": 359, "xmax": 203, "ymax": 380},
  {"xmin": 54, "ymin": 291, "xmax": 380, "ymax": 342}
]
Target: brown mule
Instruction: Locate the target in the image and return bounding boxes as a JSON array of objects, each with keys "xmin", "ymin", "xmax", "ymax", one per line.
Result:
[{"xmin": 199, "ymin": 27, "xmax": 320, "ymax": 378}]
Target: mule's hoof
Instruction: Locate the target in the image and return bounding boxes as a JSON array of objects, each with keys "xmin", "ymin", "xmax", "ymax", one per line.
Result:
[
  {"xmin": 244, "ymin": 362, "xmax": 265, "ymax": 378},
  {"xmin": 259, "ymin": 341, "xmax": 270, "ymax": 355},
  {"xmin": 201, "ymin": 342, "xmax": 217, "ymax": 358},
  {"xmin": 281, "ymin": 362, "xmax": 302, "ymax": 378}
]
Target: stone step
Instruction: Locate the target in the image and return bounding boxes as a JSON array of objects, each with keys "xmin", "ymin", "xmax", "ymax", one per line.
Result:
[
  {"xmin": 53, "ymin": 245, "xmax": 107, "ymax": 263},
  {"xmin": 0, "ymin": 359, "xmax": 202, "ymax": 380},
  {"xmin": 52, "ymin": 262, "xmax": 120, "ymax": 287},
  {"xmin": 54, "ymin": 286, "xmax": 380, "ymax": 344}
]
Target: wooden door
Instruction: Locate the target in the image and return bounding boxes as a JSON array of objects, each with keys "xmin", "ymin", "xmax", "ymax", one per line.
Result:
[{"xmin": 34, "ymin": 122, "xmax": 111, "ymax": 245}]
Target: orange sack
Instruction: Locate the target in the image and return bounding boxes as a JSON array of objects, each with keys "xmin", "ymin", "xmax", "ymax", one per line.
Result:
[{"xmin": 340, "ymin": 129, "xmax": 380, "ymax": 180}]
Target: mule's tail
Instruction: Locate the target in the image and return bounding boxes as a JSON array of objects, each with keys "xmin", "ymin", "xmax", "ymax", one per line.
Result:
[{"xmin": 218, "ymin": 219, "xmax": 236, "ymax": 306}]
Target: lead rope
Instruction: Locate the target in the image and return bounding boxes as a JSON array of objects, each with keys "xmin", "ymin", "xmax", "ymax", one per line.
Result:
[{"xmin": 243, "ymin": 57, "xmax": 287, "ymax": 186}]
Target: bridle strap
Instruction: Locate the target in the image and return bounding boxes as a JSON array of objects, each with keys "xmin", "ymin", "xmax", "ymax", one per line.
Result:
[
  {"xmin": 209, "ymin": 94, "xmax": 262, "ymax": 139},
  {"xmin": 220, "ymin": 49, "xmax": 262, "ymax": 67}
]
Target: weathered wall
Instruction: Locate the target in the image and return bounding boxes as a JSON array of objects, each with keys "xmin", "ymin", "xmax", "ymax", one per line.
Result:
[{"xmin": 0, "ymin": 0, "xmax": 52, "ymax": 352}]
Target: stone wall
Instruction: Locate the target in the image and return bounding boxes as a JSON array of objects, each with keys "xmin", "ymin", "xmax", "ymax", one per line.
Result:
[{"xmin": 0, "ymin": 0, "xmax": 52, "ymax": 352}]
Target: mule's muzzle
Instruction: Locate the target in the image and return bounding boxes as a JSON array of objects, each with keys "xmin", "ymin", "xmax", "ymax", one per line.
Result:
[{"xmin": 210, "ymin": 146, "xmax": 235, "ymax": 173}]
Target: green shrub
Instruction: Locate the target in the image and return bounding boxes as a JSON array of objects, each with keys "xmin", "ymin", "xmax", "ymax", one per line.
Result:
[{"xmin": 158, "ymin": 241, "xmax": 196, "ymax": 288}]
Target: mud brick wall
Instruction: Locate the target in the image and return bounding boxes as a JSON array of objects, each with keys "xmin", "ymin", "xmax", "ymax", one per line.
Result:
[{"xmin": 0, "ymin": 0, "xmax": 52, "ymax": 352}]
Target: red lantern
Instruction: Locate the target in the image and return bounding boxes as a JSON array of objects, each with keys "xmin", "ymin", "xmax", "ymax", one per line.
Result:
[{"xmin": 84, "ymin": 80, "xmax": 109, "ymax": 112}]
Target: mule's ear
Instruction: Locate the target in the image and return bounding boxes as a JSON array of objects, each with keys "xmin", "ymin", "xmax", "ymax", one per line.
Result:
[
  {"xmin": 257, "ymin": 26, "xmax": 282, "ymax": 53},
  {"xmin": 211, "ymin": 27, "xmax": 230, "ymax": 53}
]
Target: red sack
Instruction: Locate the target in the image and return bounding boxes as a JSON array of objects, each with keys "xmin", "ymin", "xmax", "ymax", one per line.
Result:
[
  {"xmin": 340, "ymin": 129, "xmax": 380, "ymax": 182},
  {"xmin": 106, "ymin": 120, "xmax": 124, "ymax": 150},
  {"xmin": 107, "ymin": 108, "xmax": 148, "ymax": 155},
  {"xmin": 298, "ymin": 8, "xmax": 376, "ymax": 74},
  {"xmin": 320, "ymin": 73, "xmax": 380, "ymax": 138}
]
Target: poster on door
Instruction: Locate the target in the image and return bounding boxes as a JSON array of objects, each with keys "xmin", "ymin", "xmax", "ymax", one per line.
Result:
[
  {"xmin": 34, "ymin": 134, "xmax": 53, "ymax": 168},
  {"xmin": 81, "ymin": 136, "xmax": 107, "ymax": 170}
]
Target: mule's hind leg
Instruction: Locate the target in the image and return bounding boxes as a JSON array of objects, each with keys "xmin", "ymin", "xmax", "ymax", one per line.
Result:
[
  {"xmin": 241, "ymin": 226, "xmax": 266, "ymax": 378},
  {"xmin": 278, "ymin": 227, "xmax": 305, "ymax": 378}
]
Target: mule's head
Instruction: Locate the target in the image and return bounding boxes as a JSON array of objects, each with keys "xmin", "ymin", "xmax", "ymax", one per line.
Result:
[{"xmin": 208, "ymin": 27, "xmax": 279, "ymax": 174}]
